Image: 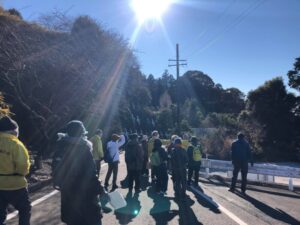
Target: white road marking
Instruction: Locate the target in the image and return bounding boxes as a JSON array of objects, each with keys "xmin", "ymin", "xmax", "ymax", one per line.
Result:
[
  {"xmin": 7, "ymin": 190, "xmax": 58, "ymax": 220},
  {"xmin": 7, "ymin": 163, "xmax": 108, "ymax": 221},
  {"xmin": 190, "ymin": 185, "xmax": 248, "ymax": 225}
]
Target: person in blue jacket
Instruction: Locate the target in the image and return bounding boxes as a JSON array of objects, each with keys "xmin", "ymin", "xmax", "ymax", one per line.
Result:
[{"xmin": 229, "ymin": 132, "xmax": 253, "ymax": 194}]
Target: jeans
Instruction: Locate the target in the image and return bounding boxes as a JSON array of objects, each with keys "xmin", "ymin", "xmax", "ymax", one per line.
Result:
[
  {"xmin": 230, "ymin": 162, "xmax": 248, "ymax": 192},
  {"xmin": 104, "ymin": 161, "xmax": 119, "ymax": 187},
  {"xmin": 0, "ymin": 188, "xmax": 31, "ymax": 225}
]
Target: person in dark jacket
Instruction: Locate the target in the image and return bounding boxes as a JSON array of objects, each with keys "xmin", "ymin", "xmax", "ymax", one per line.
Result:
[
  {"xmin": 170, "ymin": 138, "xmax": 188, "ymax": 199},
  {"xmin": 125, "ymin": 133, "xmax": 144, "ymax": 192},
  {"xmin": 187, "ymin": 136, "xmax": 203, "ymax": 186},
  {"xmin": 151, "ymin": 139, "xmax": 169, "ymax": 194},
  {"xmin": 229, "ymin": 132, "xmax": 253, "ymax": 194},
  {"xmin": 52, "ymin": 120, "xmax": 107, "ymax": 225}
]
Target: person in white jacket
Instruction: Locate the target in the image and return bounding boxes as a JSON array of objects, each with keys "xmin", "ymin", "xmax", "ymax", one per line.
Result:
[{"xmin": 104, "ymin": 134, "xmax": 125, "ymax": 191}]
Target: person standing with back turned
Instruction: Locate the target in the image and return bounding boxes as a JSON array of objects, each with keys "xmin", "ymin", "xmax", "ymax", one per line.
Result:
[
  {"xmin": 187, "ymin": 136, "xmax": 203, "ymax": 186},
  {"xmin": 52, "ymin": 120, "xmax": 107, "ymax": 225},
  {"xmin": 0, "ymin": 116, "xmax": 31, "ymax": 225},
  {"xmin": 229, "ymin": 132, "xmax": 253, "ymax": 194},
  {"xmin": 90, "ymin": 129, "xmax": 104, "ymax": 177},
  {"xmin": 104, "ymin": 133, "xmax": 125, "ymax": 191}
]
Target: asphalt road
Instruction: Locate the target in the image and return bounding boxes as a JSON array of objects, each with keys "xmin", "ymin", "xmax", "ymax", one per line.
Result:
[{"xmin": 7, "ymin": 155, "xmax": 300, "ymax": 225}]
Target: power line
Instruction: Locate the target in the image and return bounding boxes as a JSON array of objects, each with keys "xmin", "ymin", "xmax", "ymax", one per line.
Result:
[{"xmin": 187, "ymin": 0, "xmax": 267, "ymax": 58}]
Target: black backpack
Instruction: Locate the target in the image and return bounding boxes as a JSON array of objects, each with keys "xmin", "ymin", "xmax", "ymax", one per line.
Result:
[{"xmin": 51, "ymin": 141, "xmax": 70, "ymax": 190}]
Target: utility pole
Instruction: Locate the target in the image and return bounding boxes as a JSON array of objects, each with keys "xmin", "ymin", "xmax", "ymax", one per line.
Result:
[{"xmin": 168, "ymin": 43, "xmax": 187, "ymax": 134}]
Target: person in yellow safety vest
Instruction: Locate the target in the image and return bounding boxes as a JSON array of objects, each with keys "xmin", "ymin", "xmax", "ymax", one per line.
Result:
[
  {"xmin": 187, "ymin": 136, "xmax": 203, "ymax": 186},
  {"xmin": 0, "ymin": 116, "xmax": 31, "ymax": 225},
  {"xmin": 90, "ymin": 129, "xmax": 104, "ymax": 177}
]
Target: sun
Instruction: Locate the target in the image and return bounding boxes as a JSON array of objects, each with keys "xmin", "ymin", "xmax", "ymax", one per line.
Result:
[{"xmin": 130, "ymin": 0, "xmax": 172, "ymax": 24}]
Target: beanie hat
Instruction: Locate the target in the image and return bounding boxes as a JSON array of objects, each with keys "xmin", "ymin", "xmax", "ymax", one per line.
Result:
[
  {"xmin": 0, "ymin": 116, "xmax": 18, "ymax": 132},
  {"xmin": 129, "ymin": 133, "xmax": 138, "ymax": 140},
  {"xmin": 174, "ymin": 138, "xmax": 182, "ymax": 145},
  {"xmin": 66, "ymin": 120, "xmax": 87, "ymax": 137},
  {"xmin": 237, "ymin": 132, "xmax": 244, "ymax": 140},
  {"xmin": 190, "ymin": 136, "xmax": 198, "ymax": 144}
]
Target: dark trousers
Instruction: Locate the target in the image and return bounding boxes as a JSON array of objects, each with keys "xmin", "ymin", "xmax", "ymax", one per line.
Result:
[
  {"xmin": 0, "ymin": 188, "xmax": 31, "ymax": 225},
  {"xmin": 61, "ymin": 191, "xmax": 102, "ymax": 225},
  {"xmin": 156, "ymin": 165, "xmax": 168, "ymax": 192},
  {"xmin": 188, "ymin": 165, "xmax": 200, "ymax": 184},
  {"xmin": 141, "ymin": 159, "xmax": 149, "ymax": 176},
  {"xmin": 172, "ymin": 169, "xmax": 187, "ymax": 197},
  {"xmin": 104, "ymin": 161, "xmax": 118, "ymax": 187},
  {"xmin": 230, "ymin": 162, "xmax": 248, "ymax": 192},
  {"xmin": 94, "ymin": 160, "xmax": 101, "ymax": 177},
  {"xmin": 128, "ymin": 169, "xmax": 141, "ymax": 190}
]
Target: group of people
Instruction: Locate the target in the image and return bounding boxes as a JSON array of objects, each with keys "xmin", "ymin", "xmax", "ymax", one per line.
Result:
[
  {"xmin": 104, "ymin": 130, "xmax": 205, "ymax": 199},
  {"xmin": 0, "ymin": 116, "xmax": 253, "ymax": 225}
]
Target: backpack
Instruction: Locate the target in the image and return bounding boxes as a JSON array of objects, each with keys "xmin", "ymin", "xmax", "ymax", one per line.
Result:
[
  {"xmin": 192, "ymin": 145, "xmax": 202, "ymax": 162},
  {"xmin": 51, "ymin": 146, "xmax": 68, "ymax": 190},
  {"xmin": 150, "ymin": 151, "xmax": 161, "ymax": 166}
]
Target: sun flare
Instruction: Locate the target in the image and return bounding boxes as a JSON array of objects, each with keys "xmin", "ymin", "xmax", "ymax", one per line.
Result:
[{"xmin": 131, "ymin": 0, "xmax": 172, "ymax": 23}]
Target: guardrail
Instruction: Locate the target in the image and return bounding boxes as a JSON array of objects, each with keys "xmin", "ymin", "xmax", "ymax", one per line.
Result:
[{"xmin": 201, "ymin": 159, "xmax": 300, "ymax": 191}]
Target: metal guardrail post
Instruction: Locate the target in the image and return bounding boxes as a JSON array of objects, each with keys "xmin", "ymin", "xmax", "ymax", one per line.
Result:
[
  {"xmin": 289, "ymin": 178, "xmax": 294, "ymax": 191},
  {"xmin": 205, "ymin": 167, "xmax": 210, "ymax": 178}
]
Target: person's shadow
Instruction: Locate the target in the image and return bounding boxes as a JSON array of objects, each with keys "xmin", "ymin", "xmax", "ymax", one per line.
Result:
[
  {"xmin": 114, "ymin": 191, "xmax": 141, "ymax": 224},
  {"xmin": 187, "ymin": 185, "xmax": 221, "ymax": 214},
  {"xmin": 174, "ymin": 195, "xmax": 203, "ymax": 225},
  {"xmin": 236, "ymin": 191, "xmax": 300, "ymax": 225},
  {"xmin": 147, "ymin": 187, "xmax": 178, "ymax": 225}
]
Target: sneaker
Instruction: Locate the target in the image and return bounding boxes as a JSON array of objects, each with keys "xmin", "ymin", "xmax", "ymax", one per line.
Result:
[
  {"xmin": 112, "ymin": 185, "xmax": 118, "ymax": 191},
  {"xmin": 135, "ymin": 188, "xmax": 142, "ymax": 193}
]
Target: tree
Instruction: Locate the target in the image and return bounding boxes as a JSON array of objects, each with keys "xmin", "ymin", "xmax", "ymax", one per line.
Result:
[
  {"xmin": 287, "ymin": 57, "xmax": 300, "ymax": 92},
  {"xmin": 245, "ymin": 77, "xmax": 298, "ymax": 160}
]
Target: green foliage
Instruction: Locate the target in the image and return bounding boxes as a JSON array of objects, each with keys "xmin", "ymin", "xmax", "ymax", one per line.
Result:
[
  {"xmin": 0, "ymin": 93, "xmax": 10, "ymax": 117},
  {"xmin": 243, "ymin": 77, "xmax": 299, "ymax": 160},
  {"xmin": 287, "ymin": 57, "xmax": 300, "ymax": 92}
]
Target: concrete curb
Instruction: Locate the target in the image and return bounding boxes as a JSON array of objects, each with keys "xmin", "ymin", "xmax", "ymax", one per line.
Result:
[{"xmin": 28, "ymin": 178, "xmax": 53, "ymax": 193}]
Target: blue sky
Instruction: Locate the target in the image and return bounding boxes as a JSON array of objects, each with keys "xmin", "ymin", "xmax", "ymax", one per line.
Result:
[{"xmin": 2, "ymin": 0, "xmax": 300, "ymax": 94}]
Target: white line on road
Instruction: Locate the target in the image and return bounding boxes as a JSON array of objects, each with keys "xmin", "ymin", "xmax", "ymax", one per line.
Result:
[
  {"xmin": 7, "ymin": 163, "xmax": 108, "ymax": 221},
  {"xmin": 190, "ymin": 185, "xmax": 248, "ymax": 225},
  {"xmin": 7, "ymin": 190, "xmax": 59, "ymax": 220}
]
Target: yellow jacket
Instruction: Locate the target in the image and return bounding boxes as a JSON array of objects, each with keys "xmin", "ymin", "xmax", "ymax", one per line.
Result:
[
  {"xmin": 90, "ymin": 134, "xmax": 104, "ymax": 160},
  {"xmin": 0, "ymin": 133, "xmax": 30, "ymax": 190}
]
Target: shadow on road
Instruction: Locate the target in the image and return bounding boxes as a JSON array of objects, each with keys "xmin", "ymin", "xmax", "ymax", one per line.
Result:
[
  {"xmin": 114, "ymin": 191, "xmax": 141, "ymax": 224},
  {"xmin": 236, "ymin": 191, "xmax": 300, "ymax": 225},
  {"xmin": 174, "ymin": 195, "xmax": 203, "ymax": 225},
  {"xmin": 188, "ymin": 186, "xmax": 221, "ymax": 214},
  {"xmin": 246, "ymin": 186, "xmax": 300, "ymax": 199},
  {"xmin": 147, "ymin": 187, "xmax": 178, "ymax": 225}
]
